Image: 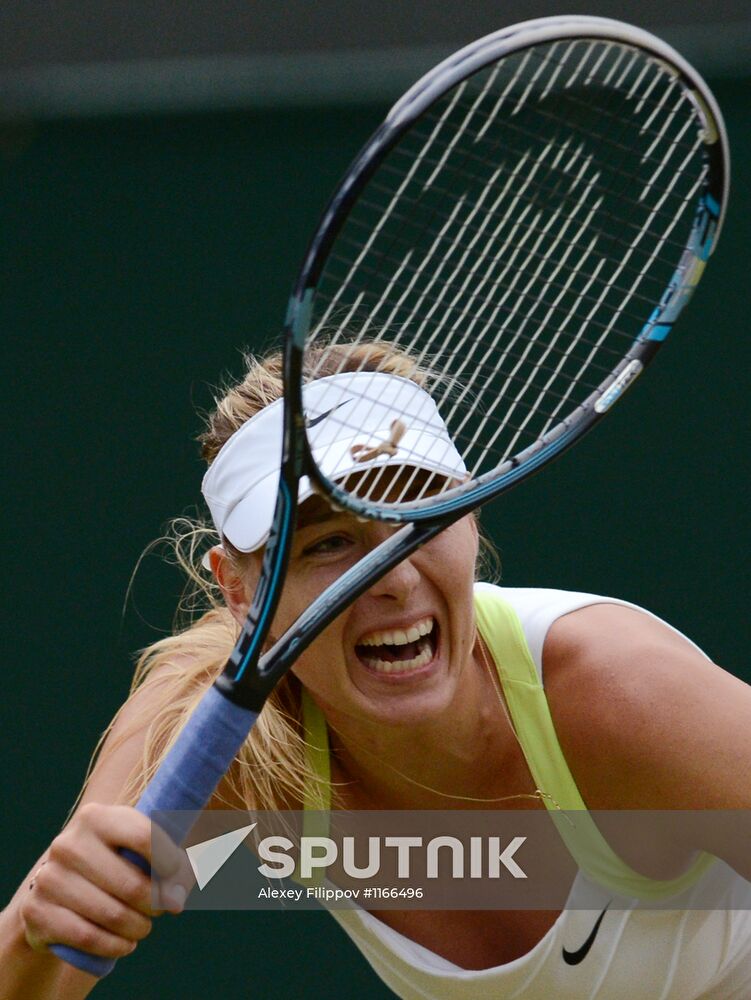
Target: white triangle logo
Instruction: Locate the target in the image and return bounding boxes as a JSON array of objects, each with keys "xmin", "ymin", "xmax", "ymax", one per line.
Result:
[{"xmin": 185, "ymin": 823, "xmax": 257, "ymax": 890}]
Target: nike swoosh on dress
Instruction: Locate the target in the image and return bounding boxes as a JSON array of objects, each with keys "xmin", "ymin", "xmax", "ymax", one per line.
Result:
[{"xmin": 562, "ymin": 902, "xmax": 611, "ymax": 966}]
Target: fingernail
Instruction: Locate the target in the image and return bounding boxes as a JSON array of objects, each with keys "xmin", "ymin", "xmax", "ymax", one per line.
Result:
[{"xmin": 167, "ymin": 884, "xmax": 187, "ymax": 911}]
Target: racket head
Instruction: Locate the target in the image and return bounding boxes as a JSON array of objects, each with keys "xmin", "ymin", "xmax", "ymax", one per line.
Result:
[{"xmin": 282, "ymin": 15, "xmax": 728, "ymax": 526}]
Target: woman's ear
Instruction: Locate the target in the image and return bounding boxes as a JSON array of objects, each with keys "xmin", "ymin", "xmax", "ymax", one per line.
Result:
[{"xmin": 208, "ymin": 545, "xmax": 251, "ymax": 625}]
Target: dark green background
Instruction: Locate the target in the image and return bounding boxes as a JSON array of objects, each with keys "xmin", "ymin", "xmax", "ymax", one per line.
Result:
[{"xmin": 2, "ymin": 79, "xmax": 749, "ymax": 998}]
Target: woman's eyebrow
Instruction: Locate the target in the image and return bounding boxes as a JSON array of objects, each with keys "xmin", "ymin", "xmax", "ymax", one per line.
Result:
[{"xmin": 296, "ymin": 502, "xmax": 341, "ymax": 530}]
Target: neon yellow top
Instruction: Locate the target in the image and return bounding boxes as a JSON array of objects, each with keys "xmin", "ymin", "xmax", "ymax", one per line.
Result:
[{"xmin": 302, "ymin": 586, "xmax": 714, "ymax": 900}]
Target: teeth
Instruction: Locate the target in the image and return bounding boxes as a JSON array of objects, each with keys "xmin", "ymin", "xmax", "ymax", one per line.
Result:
[
  {"xmin": 361, "ymin": 642, "xmax": 434, "ymax": 674},
  {"xmin": 358, "ymin": 617, "xmax": 434, "ymax": 647}
]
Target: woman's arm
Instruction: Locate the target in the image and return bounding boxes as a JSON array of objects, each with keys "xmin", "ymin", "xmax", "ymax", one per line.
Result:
[
  {"xmin": 0, "ymin": 678, "xmax": 190, "ymax": 999},
  {"xmin": 542, "ymin": 603, "xmax": 751, "ymax": 878}
]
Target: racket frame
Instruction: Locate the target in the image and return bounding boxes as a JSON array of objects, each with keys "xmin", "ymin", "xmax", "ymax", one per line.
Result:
[{"xmin": 219, "ymin": 15, "xmax": 728, "ymax": 708}]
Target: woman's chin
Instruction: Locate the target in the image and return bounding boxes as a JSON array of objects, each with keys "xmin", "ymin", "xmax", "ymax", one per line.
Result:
[{"xmin": 348, "ymin": 655, "xmax": 458, "ymax": 725}]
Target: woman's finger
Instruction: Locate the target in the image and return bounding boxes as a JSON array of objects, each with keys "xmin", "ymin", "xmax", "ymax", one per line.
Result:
[
  {"xmin": 48, "ymin": 829, "xmax": 154, "ymax": 917},
  {"xmin": 31, "ymin": 863, "xmax": 153, "ymax": 943},
  {"xmin": 21, "ymin": 895, "xmax": 139, "ymax": 960}
]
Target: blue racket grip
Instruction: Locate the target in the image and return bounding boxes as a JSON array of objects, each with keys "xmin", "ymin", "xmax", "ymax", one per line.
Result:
[{"xmin": 49, "ymin": 686, "xmax": 258, "ymax": 977}]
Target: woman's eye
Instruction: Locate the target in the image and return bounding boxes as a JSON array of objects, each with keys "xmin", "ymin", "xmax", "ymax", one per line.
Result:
[{"xmin": 302, "ymin": 534, "xmax": 352, "ymax": 557}]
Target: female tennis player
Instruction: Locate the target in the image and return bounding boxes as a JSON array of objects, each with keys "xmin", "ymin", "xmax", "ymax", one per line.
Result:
[{"xmin": 2, "ymin": 343, "xmax": 751, "ymax": 999}]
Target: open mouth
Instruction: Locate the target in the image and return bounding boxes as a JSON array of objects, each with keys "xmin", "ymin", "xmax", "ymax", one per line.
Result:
[{"xmin": 355, "ymin": 616, "xmax": 438, "ymax": 674}]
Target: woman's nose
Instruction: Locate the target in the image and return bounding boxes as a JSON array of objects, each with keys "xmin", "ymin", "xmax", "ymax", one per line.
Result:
[{"xmin": 365, "ymin": 528, "xmax": 422, "ymax": 603}]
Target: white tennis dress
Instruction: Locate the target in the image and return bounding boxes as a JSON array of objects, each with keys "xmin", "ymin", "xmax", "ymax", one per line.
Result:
[{"xmin": 302, "ymin": 586, "xmax": 751, "ymax": 999}]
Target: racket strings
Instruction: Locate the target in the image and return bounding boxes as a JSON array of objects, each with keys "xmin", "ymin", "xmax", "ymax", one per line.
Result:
[
  {"xmin": 314, "ymin": 289, "xmax": 632, "ymax": 383},
  {"xmin": 304, "ymin": 36, "xmax": 710, "ymax": 502},
  {"xmin": 341, "ymin": 161, "xmax": 689, "ymax": 268},
  {"xmin": 465, "ymin": 36, "xmax": 695, "ymax": 145},
  {"xmin": 326, "ymin": 236, "xmax": 669, "ymax": 339},
  {"xmin": 387, "ymin": 81, "xmax": 704, "ymax": 256},
  {"xmin": 405, "ymin": 65, "xmax": 703, "ymax": 185},
  {"xmin": 324, "ymin": 192, "xmax": 673, "ymax": 362},
  {"xmin": 320, "ymin": 137, "xmax": 702, "ymax": 344},
  {"xmin": 323, "ymin": 174, "xmax": 663, "ymax": 354},
  {"xmin": 323, "ymin": 160, "xmax": 700, "ymax": 371},
  {"xmin": 307, "ymin": 339, "xmax": 615, "ymax": 406},
  {"xmin": 379, "ymin": 136, "xmax": 703, "ymax": 251},
  {"xmin": 442, "ymin": 59, "xmax": 700, "ymax": 163}
]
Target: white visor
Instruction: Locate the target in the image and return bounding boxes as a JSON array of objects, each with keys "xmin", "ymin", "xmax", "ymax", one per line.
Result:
[{"xmin": 201, "ymin": 370, "xmax": 467, "ymax": 554}]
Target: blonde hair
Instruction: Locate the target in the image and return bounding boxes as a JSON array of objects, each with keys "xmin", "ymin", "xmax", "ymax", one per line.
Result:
[{"xmin": 89, "ymin": 341, "xmax": 498, "ymax": 813}]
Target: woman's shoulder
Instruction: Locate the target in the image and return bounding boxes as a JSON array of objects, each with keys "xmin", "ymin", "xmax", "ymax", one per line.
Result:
[
  {"xmin": 539, "ymin": 601, "xmax": 751, "ymax": 810},
  {"xmin": 475, "ymin": 582, "xmax": 708, "ymax": 681},
  {"xmin": 541, "ymin": 598, "xmax": 714, "ymax": 712},
  {"xmin": 476, "ymin": 582, "xmax": 704, "ymax": 644}
]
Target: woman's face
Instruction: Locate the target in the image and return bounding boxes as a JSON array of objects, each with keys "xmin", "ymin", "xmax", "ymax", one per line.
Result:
[{"xmin": 219, "ymin": 479, "xmax": 480, "ymax": 729}]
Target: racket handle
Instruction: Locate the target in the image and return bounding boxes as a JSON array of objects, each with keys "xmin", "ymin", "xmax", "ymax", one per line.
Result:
[
  {"xmin": 47, "ymin": 945, "xmax": 118, "ymax": 979},
  {"xmin": 49, "ymin": 685, "xmax": 258, "ymax": 977}
]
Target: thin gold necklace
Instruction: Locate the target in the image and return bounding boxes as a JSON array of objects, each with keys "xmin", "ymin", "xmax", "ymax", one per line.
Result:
[{"xmin": 475, "ymin": 629, "xmax": 563, "ymax": 813}]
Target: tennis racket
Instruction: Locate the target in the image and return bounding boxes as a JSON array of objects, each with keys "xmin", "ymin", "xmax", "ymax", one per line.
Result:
[{"xmin": 53, "ymin": 14, "xmax": 728, "ymax": 975}]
